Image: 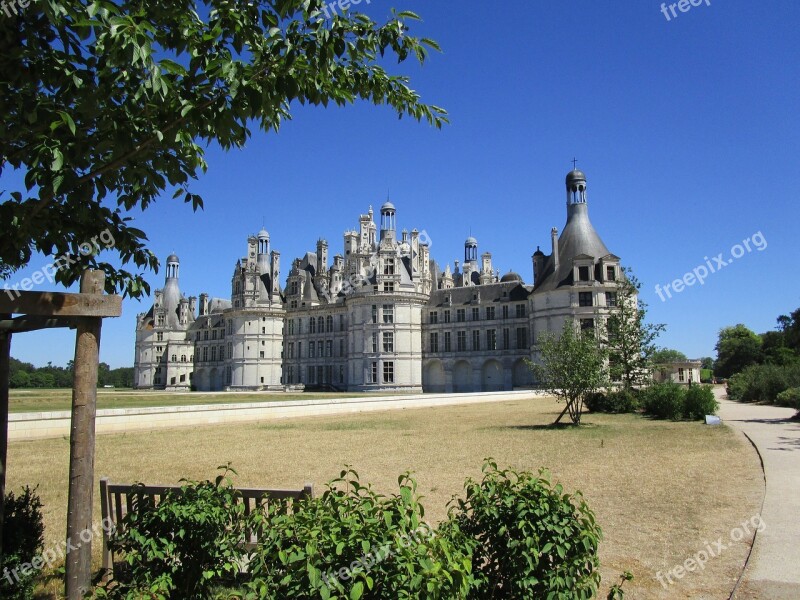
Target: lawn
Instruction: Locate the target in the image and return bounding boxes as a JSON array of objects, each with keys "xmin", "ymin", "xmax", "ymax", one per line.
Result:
[
  {"xmin": 7, "ymin": 394, "xmax": 763, "ymax": 599},
  {"xmin": 8, "ymin": 388, "xmax": 397, "ymax": 413}
]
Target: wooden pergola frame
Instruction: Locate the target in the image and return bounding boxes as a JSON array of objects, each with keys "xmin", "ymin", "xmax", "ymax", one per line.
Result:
[{"xmin": 0, "ymin": 270, "xmax": 122, "ymax": 599}]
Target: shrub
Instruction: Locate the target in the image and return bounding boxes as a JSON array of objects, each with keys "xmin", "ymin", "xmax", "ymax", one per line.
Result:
[
  {"xmin": 444, "ymin": 460, "xmax": 602, "ymax": 599},
  {"xmin": 776, "ymin": 387, "xmax": 800, "ymax": 410},
  {"xmin": 97, "ymin": 467, "xmax": 247, "ymax": 599},
  {"xmin": 1, "ymin": 486, "xmax": 45, "ymax": 600},
  {"xmin": 726, "ymin": 363, "xmax": 800, "ymax": 403},
  {"xmin": 683, "ymin": 385, "xmax": 719, "ymax": 420},
  {"xmin": 245, "ymin": 467, "xmax": 473, "ymax": 599},
  {"xmin": 585, "ymin": 389, "xmax": 640, "ymax": 414},
  {"xmin": 642, "ymin": 382, "xmax": 686, "ymax": 420}
]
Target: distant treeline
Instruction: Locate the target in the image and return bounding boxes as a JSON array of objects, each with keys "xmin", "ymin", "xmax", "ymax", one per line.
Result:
[{"xmin": 8, "ymin": 357, "xmax": 134, "ymax": 389}]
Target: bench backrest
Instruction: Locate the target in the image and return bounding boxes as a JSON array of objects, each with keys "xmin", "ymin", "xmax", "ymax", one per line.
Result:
[{"xmin": 99, "ymin": 477, "xmax": 314, "ymax": 576}]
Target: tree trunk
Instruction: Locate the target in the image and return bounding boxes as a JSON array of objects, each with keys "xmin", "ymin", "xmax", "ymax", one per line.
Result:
[{"xmin": 0, "ymin": 321, "xmax": 10, "ymax": 560}]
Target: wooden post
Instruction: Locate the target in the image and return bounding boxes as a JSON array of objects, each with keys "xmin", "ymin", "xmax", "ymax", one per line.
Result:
[
  {"xmin": 65, "ymin": 272, "xmax": 104, "ymax": 599},
  {"xmin": 0, "ymin": 315, "xmax": 11, "ymax": 560}
]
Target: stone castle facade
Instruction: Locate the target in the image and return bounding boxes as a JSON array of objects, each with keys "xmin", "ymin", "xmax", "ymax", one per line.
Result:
[{"xmin": 134, "ymin": 169, "xmax": 624, "ymax": 393}]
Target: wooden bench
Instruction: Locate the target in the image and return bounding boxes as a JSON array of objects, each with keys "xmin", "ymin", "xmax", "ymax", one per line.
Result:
[{"xmin": 99, "ymin": 477, "xmax": 314, "ymax": 576}]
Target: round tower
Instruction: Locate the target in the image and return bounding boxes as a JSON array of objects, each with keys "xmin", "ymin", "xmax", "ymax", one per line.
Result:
[
  {"xmin": 380, "ymin": 201, "xmax": 396, "ymax": 241},
  {"xmin": 464, "ymin": 236, "xmax": 478, "ymax": 263},
  {"xmin": 566, "ymin": 169, "xmax": 587, "ymax": 205},
  {"xmin": 166, "ymin": 254, "xmax": 180, "ymax": 281}
]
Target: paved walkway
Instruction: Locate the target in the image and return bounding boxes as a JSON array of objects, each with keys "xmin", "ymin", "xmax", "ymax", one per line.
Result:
[{"xmin": 716, "ymin": 388, "xmax": 800, "ymax": 599}]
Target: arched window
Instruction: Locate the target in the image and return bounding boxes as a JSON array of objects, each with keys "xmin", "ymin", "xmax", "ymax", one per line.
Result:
[
  {"xmin": 171, "ymin": 354, "xmax": 177, "ymax": 362},
  {"xmin": 181, "ymin": 355, "xmax": 186, "ymax": 362},
  {"xmin": 326, "ymin": 316, "xmax": 333, "ymax": 332},
  {"xmin": 309, "ymin": 318, "xmax": 316, "ymax": 333},
  {"xmin": 318, "ymin": 317, "xmax": 324, "ymax": 333}
]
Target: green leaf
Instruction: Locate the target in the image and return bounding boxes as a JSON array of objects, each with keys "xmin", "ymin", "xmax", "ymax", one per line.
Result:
[{"xmin": 350, "ymin": 581, "xmax": 364, "ymax": 599}]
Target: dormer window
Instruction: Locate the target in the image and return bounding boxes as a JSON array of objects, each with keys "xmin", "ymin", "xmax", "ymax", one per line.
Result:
[
  {"xmin": 578, "ymin": 266, "xmax": 590, "ymax": 281},
  {"xmin": 606, "ymin": 266, "xmax": 616, "ymax": 281}
]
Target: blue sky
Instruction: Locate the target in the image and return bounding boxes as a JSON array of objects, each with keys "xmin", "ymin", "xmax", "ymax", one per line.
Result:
[{"xmin": 5, "ymin": 0, "xmax": 799, "ymax": 368}]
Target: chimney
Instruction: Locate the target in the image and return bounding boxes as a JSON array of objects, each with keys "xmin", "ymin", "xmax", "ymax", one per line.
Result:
[{"xmin": 551, "ymin": 228, "xmax": 559, "ymax": 272}]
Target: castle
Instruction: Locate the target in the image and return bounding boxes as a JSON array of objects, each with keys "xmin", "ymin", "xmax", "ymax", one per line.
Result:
[{"xmin": 134, "ymin": 169, "xmax": 624, "ymax": 393}]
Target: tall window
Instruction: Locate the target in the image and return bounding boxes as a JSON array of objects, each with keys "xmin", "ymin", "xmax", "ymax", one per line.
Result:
[
  {"xmin": 157, "ymin": 314, "xmax": 165, "ymax": 326},
  {"xmin": 516, "ymin": 327, "xmax": 528, "ymax": 349},
  {"xmin": 486, "ymin": 329, "xmax": 497, "ymax": 350},
  {"xmin": 429, "ymin": 311, "xmax": 438, "ymax": 324},
  {"xmin": 606, "ymin": 265, "xmax": 616, "ymax": 281},
  {"xmin": 472, "ymin": 330, "xmax": 481, "ymax": 350},
  {"xmin": 578, "ymin": 266, "xmax": 591, "ymax": 281},
  {"xmin": 368, "ymin": 362, "xmax": 378, "ymax": 384},
  {"xmin": 309, "ymin": 317, "xmax": 316, "ymax": 333},
  {"xmin": 382, "ymin": 332, "xmax": 394, "ymax": 353},
  {"xmin": 309, "ymin": 343, "xmax": 315, "ymax": 358},
  {"xmin": 318, "ymin": 317, "xmax": 324, "ymax": 333},
  {"xmin": 444, "ymin": 331, "xmax": 452, "ymax": 352},
  {"xmin": 606, "ymin": 292, "xmax": 618, "ymax": 307},
  {"xmin": 457, "ymin": 309, "xmax": 466, "ymax": 322},
  {"xmin": 157, "ymin": 332, "xmax": 163, "ymax": 342},
  {"xmin": 327, "ymin": 316, "xmax": 334, "ymax": 332},
  {"xmin": 372, "ymin": 332, "xmax": 378, "ymax": 353},
  {"xmin": 503, "ymin": 328, "xmax": 510, "ymax": 350},
  {"xmin": 383, "ymin": 361, "xmax": 394, "ymax": 384},
  {"xmin": 502, "ymin": 305, "xmax": 509, "ymax": 320},
  {"xmin": 318, "ymin": 341, "xmax": 324, "ymax": 356},
  {"xmin": 679, "ymin": 368, "xmax": 685, "ymax": 382},
  {"xmin": 444, "ymin": 310, "xmax": 451, "ymax": 323},
  {"xmin": 340, "ymin": 339, "xmax": 345, "ymax": 356},
  {"xmin": 486, "ymin": 306, "xmax": 495, "ymax": 320},
  {"xmin": 382, "ymin": 305, "xmax": 394, "ymax": 324},
  {"xmin": 516, "ymin": 304, "xmax": 526, "ymax": 318},
  {"xmin": 384, "ymin": 258, "xmax": 395, "ymax": 275},
  {"xmin": 371, "ymin": 305, "xmax": 378, "ymax": 324},
  {"xmin": 430, "ymin": 332, "xmax": 439, "ymax": 353},
  {"xmin": 472, "ymin": 307, "xmax": 480, "ymax": 321},
  {"xmin": 326, "ymin": 340, "xmax": 333, "ymax": 357},
  {"xmin": 579, "ymin": 292, "xmax": 593, "ymax": 307},
  {"xmin": 288, "ymin": 342, "xmax": 295, "ymax": 358},
  {"xmin": 210, "ymin": 348, "xmax": 216, "ymax": 361},
  {"xmin": 457, "ymin": 331, "xmax": 467, "ymax": 352}
]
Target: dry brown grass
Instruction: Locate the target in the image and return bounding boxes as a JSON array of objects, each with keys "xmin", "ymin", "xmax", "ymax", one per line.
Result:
[{"xmin": 7, "ymin": 395, "xmax": 763, "ymax": 599}]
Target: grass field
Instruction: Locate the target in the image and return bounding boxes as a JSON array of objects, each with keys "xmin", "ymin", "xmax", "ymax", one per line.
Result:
[
  {"xmin": 7, "ymin": 394, "xmax": 762, "ymax": 599},
  {"xmin": 8, "ymin": 388, "xmax": 396, "ymax": 413}
]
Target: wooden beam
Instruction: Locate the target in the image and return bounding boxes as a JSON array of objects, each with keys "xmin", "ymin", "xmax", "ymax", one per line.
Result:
[
  {"xmin": 0, "ymin": 316, "xmax": 10, "ymax": 563},
  {"xmin": 0, "ymin": 315, "xmax": 83, "ymax": 333},
  {"xmin": 65, "ymin": 273, "xmax": 104, "ymax": 599},
  {"xmin": 0, "ymin": 290, "xmax": 122, "ymax": 318}
]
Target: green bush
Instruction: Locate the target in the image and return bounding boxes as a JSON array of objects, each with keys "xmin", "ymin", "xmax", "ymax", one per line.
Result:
[
  {"xmin": 585, "ymin": 389, "xmax": 640, "ymax": 414},
  {"xmin": 642, "ymin": 382, "xmax": 686, "ymax": 420},
  {"xmin": 776, "ymin": 387, "xmax": 800, "ymax": 410},
  {"xmin": 245, "ymin": 467, "xmax": 473, "ymax": 599},
  {"xmin": 1, "ymin": 486, "xmax": 45, "ymax": 600},
  {"xmin": 683, "ymin": 385, "xmax": 719, "ymax": 419},
  {"xmin": 726, "ymin": 363, "xmax": 800, "ymax": 403},
  {"xmin": 443, "ymin": 460, "xmax": 602, "ymax": 599},
  {"xmin": 97, "ymin": 467, "xmax": 247, "ymax": 599}
]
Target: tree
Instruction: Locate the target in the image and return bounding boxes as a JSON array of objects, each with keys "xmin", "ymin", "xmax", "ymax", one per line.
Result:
[
  {"xmin": 777, "ymin": 308, "xmax": 800, "ymax": 352},
  {"xmin": 714, "ymin": 324, "xmax": 763, "ymax": 378},
  {"xmin": 9, "ymin": 371, "xmax": 30, "ymax": 388},
  {"xmin": 604, "ymin": 269, "xmax": 665, "ymax": 390},
  {"xmin": 700, "ymin": 356, "xmax": 714, "ymax": 371},
  {"xmin": 531, "ymin": 321, "xmax": 608, "ymax": 425},
  {"xmin": 651, "ymin": 348, "xmax": 688, "ymax": 364},
  {"xmin": 0, "ymin": 1, "xmax": 447, "ymax": 297}
]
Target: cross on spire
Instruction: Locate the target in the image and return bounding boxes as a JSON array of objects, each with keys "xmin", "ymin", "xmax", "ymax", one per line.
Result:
[{"xmin": 572, "ymin": 157, "xmax": 578, "ymax": 170}]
